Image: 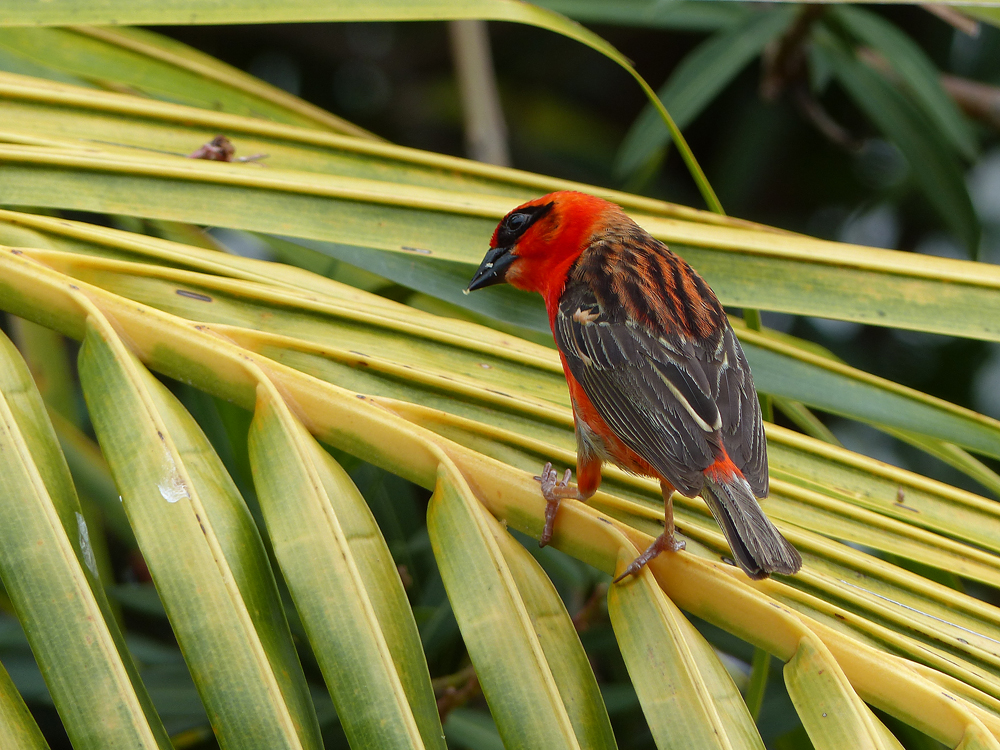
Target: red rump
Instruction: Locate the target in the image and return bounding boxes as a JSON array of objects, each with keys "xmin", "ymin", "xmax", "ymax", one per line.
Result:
[{"xmin": 703, "ymin": 451, "xmax": 741, "ymax": 483}]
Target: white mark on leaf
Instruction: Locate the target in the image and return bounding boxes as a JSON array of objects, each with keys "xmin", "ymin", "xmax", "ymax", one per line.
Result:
[
  {"xmin": 76, "ymin": 512, "xmax": 98, "ymax": 578},
  {"xmin": 158, "ymin": 449, "xmax": 190, "ymax": 504}
]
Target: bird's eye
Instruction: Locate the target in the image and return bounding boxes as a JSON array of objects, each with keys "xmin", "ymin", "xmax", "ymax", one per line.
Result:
[
  {"xmin": 506, "ymin": 212, "xmax": 529, "ymax": 231},
  {"xmin": 496, "ymin": 202, "xmax": 553, "ymax": 244}
]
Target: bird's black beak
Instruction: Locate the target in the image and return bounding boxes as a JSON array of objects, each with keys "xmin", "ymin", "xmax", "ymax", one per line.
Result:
[{"xmin": 466, "ymin": 246, "xmax": 515, "ymax": 292}]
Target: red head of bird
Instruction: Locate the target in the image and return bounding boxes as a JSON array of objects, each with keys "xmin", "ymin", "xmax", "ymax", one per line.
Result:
[{"xmin": 467, "ymin": 191, "xmax": 626, "ymax": 311}]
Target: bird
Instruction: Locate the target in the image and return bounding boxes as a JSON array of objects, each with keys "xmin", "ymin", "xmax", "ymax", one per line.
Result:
[{"xmin": 466, "ymin": 191, "xmax": 801, "ymax": 581}]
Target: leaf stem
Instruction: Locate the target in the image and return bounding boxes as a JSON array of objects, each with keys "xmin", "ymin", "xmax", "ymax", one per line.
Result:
[
  {"xmin": 744, "ymin": 647, "xmax": 771, "ymax": 721},
  {"xmin": 630, "ymin": 74, "xmax": 725, "ymax": 215}
]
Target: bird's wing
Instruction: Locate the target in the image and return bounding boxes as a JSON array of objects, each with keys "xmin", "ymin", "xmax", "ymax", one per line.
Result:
[{"xmin": 554, "ymin": 277, "xmax": 767, "ymax": 497}]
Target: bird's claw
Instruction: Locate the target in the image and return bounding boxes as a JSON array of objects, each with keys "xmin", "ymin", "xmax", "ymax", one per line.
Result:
[
  {"xmin": 534, "ymin": 462, "xmax": 573, "ymax": 500},
  {"xmin": 613, "ymin": 533, "xmax": 686, "ymax": 583}
]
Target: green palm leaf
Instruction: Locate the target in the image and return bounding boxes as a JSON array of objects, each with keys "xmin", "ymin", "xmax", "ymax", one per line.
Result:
[
  {"xmin": 248, "ymin": 391, "xmax": 444, "ymax": 750},
  {"xmin": 0, "ymin": 330, "xmax": 170, "ymax": 748},
  {"xmin": 79, "ymin": 316, "xmax": 322, "ymax": 749}
]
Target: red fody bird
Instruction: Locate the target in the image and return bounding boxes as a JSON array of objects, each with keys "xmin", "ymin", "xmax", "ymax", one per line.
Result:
[{"xmin": 467, "ymin": 191, "xmax": 801, "ymax": 581}]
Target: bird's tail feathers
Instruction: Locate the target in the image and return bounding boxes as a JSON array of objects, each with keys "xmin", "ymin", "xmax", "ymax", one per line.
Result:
[{"xmin": 701, "ymin": 474, "xmax": 801, "ymax": 580}]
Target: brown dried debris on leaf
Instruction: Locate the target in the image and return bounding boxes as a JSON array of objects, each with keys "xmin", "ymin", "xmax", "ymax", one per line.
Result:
[{"xmin": 187, "ymin": 135, "xmax": 268, "ymax": 163}]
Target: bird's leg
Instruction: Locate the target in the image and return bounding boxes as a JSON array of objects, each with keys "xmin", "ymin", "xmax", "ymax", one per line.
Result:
[
  {"xmin": 534, "ymin": 458, "xmax": 601, "ymax": 547},
  {"xmin": 661, "ymin": 481, "xmax": 684, "ymax": 548},
  {"xmin": 534, "ymin": 462, "xmax": 585, "ymax": 547},
  {"xmin": 614, "ymin": 482, "xmax": 686, "ymax": 583}
]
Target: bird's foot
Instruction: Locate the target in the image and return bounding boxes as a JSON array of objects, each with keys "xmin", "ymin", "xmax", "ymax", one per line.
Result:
[
  {"xmin": 533, "ymin": 462, "xmax": 582, "ymax": 547},
  {"xmin": 535, "ymin": 462, "xmax": 574, "ymax": 500},
  {"xmin": 613, "ymin": 532, "xmax": 686, "ymax": 583}
]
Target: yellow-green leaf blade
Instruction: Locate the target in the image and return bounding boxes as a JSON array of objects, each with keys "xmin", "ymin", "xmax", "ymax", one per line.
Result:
[
  {"xmin": 0, "ymin": 27, "xmax": 369, "ymax": 135},
  {"xmin": 767, "ymin": 427, "xmax": 1000, "ymax": 555},
  {"xmin": 427, "ymin": 461, "xmax": 582, "ymax": 750},
  {"xmin": 248, "ymin": 386, "xmax": 442, "ymax": 750},
  {"xmin": 2, "ymin": 142, "xmax": 997, "ymax": 346},
  {"xmin": 77, "ymin": 318, "xmax": 322, "ymax": 750},
  {"xmin": 490, "ymin": 523, "xmax": 617, "ymax": 749},
  {"xmin": 784, "ymin": 637, "xmax": 900, "ymax": 750},
  {"xmin": 0, "ymin": 659, "xmax": 48, "ymax": 749},
  {"xmin": 0, "ymin": 329, "xmax": 171, "ymax": 749},
  {"xmin": 884, "ymin": 430, "xmax": 1000, "ymax": 499},
  {"xmin": 739, "ymin": 325, "xmax": 1000, "ymax": 460},
  {"xmin": 608, "ymin": 550, "xmax": 765, "ymax": 750}
]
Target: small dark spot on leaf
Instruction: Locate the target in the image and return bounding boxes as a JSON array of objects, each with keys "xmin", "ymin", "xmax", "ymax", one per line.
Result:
[
  {"xmin": 356, "ymin": 394, "xmax": 365, "ymax": 399},
  {"xmin": 69, "ymin": 284, "xmax": 79, "ymax": 290},
  {"xmin": 958, "ymin": 637, "xmax": 969, "ymax": 645},
  {"xmin": 401, "ymin": 246, "xmax": 432, "ymax": 255},
  {"xmin": 176, "ymin": 289, "xmax": 213, "ymax": 302},
  {"xmin": 834, "ymin": 613, "xmax": 846, "ymax": 620}
]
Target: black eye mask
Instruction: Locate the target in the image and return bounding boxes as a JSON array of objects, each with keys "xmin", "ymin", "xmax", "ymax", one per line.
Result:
[{"xmin": 494, "ymin": 202, "xmax": 554, "ymax": 247}]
